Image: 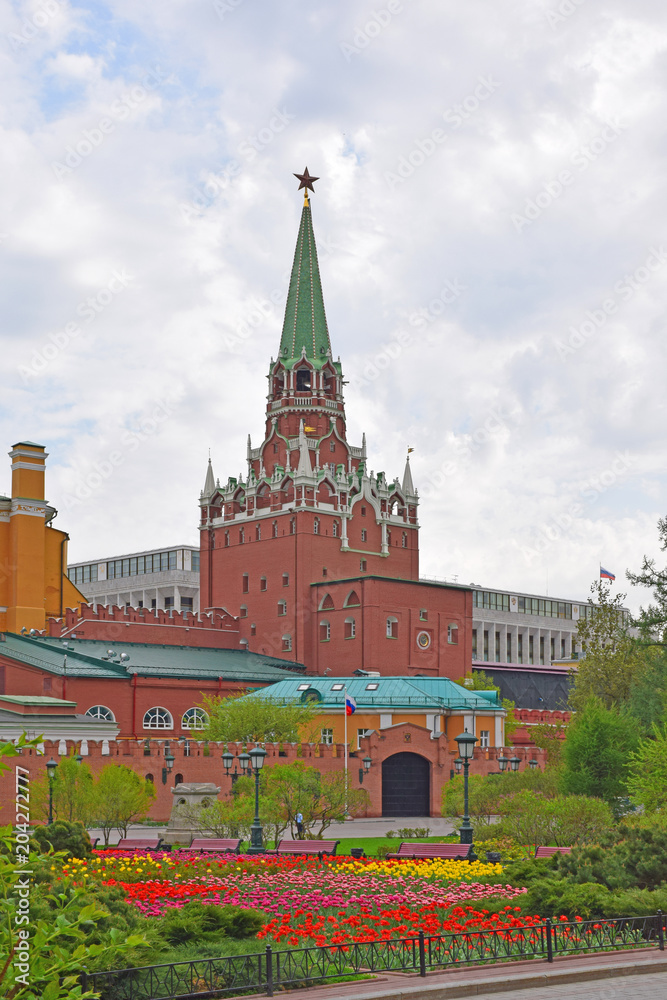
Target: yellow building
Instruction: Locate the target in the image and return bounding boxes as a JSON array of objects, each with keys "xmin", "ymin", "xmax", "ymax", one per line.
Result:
[{"xmin": 0, "ymin": 442, "xmax": 85, "ymax": 633}]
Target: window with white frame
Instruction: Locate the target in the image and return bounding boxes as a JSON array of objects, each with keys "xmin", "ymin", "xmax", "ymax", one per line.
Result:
[
  {"xmin": 182, "ymin": 707, "xmax": 208, "ymax": 730},
  {"xmin": 448, "ymin": 623, "xmax": 459, "ymax": 644},
  {"xmin": 357, "ymin": 728, "xmax": 372, "ymax": 749},
  {"xmin": 480, "ymin": 730, "xmax": 490, "ymax": 748},
  {"xmin": 314, "ymin": 518, "xmax": 320, "ymax": 535},
  {"xmin": 361, "ymin": 529, "xmax": 367, "ymax": 542},
  {"xmin": 85, "ymin": 705, "xmax": 115, "ymax": 722},
  {"xmin": 319, "ymin": 619, "xmax": 331, "ymax": 641},
  {"xmin": 143, "ymin": 707, "xmax": 173, "ymax": 730},
  {"xmin": 344, "ymin": 616, "xmax": 356, "ymax": 639},
  {"xmin": 321, "ymin": 728, "xmax": 333, "ymax": 745},
  {"xmin": 282, "ymin": 634, "xmax": 292, "ymax": 652},
  {"xmin": 277, "ymin": 600, "xmax": 287, "ymax": 616},
  {"xmin": 386, "ymin": 616, "xmax": 398, "ymax": 639}
]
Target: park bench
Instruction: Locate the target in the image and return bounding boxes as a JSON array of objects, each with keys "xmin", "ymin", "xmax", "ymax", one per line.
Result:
[
  {"xmin": 386, "ymin": 842, "xmax": 473, "ymax": 861},
  {"xmin": 181, "ymin": 838, "xmax": 242, "ymax": 854},
  {"xmin": 268, "ymin": 839, "xmax": 340, "ymax": 858},
  {"xmin": 112, "ymin": 837, "xmax": 164, "ymax": 852},
  {"xmin": 534, "ymin": 845, "xmax": 572, "ymax": 858}
]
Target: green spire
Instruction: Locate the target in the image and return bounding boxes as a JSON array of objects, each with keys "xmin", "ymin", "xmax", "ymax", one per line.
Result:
[{"xmin": 279, "ymin": 196, "xmax": 332, "ymax": 368}]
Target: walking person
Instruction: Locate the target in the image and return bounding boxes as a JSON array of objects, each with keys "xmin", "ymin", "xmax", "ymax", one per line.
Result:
[{"xmin": 295, "ymin": 811, "xmax": 304, "ymax": 839}]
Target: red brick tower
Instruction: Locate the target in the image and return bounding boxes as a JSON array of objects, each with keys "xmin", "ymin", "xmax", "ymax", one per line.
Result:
[{"xmin": 200, "ymin": 175, "xmax": 421, "ymax": 667}]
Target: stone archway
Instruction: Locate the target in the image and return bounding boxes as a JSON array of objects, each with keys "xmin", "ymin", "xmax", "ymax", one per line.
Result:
[{"xmin": 381, "ymin": 752, "xmax": 430, "ymax": 817}]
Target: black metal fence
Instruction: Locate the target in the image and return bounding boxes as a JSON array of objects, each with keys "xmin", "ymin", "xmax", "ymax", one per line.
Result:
[{"xmin": 82, "ymin": 912, "xmax": 665, "ymax": 1000}]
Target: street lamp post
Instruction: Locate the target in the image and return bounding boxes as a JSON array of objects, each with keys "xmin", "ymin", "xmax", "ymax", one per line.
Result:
[
  {"xmin": 162, "ymin": 745, "xmax": 175, "ymax": 785},
  {"xmin": 529, "ymin": 758, "xmax": 539, "ymax": 770},
  {"xmin": 454, "ymin": 729, "xmax": 478, "ymax": 847},
  {"xmin": 247, "ymin": 746, "xmax": 267, "ymax": 854},
  {"xmin": 46, "ymin": 758, "xmax": 58, "ymax": 825}
]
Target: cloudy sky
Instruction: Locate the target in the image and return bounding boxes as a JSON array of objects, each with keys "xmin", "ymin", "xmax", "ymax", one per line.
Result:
[{"xmin": 2, "ymin": 0, "xmax": 666, "ymax": 612}]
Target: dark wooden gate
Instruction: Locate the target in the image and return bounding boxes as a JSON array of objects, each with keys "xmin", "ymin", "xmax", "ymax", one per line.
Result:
[{"xmin": 381, "ymin": 752, "xmax": 430, "ymax": 817}]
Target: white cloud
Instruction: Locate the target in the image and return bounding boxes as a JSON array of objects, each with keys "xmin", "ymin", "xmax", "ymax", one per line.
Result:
[{"xmin": 1, "ymin": 0, "xmax": 666, "ymax": 612}]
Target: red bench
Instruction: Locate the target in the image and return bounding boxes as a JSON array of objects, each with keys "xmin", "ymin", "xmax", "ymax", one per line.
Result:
[
  {"xmin": 181, "ymin": 838, "xmax": 242, "ymax": 854},
  {"xmin": 113, "ymin": 837, "xmax": 164, "ymax": 851},
  {"xmin": 534, "ymin": 845, "xmax": 573, "ymax": 858},
  {"xmin": 268, "ymin": 839, "xmax": 340, "ymax": 858},
  {"xmin": 386, "ymin": 842, "xmax": 473, "ymax": 861}
]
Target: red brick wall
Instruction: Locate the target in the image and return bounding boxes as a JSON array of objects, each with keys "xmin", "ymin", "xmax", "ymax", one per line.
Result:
[{"xmin": 0, "ymin": 724, "xmax": 548, "ymax": 823}]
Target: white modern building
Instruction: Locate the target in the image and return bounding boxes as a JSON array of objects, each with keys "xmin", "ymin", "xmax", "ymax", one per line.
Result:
[{"xmin": 67, "ymin": 546, "xmax": 200, "ymax": 613}]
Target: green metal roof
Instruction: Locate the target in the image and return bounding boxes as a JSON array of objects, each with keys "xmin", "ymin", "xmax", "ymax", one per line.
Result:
[
  {"xmin": 242, "ymin": 676, "xmax": 502, "ymax": 711},
  {"xmin": 0, "ymin": 694, "xmax": 77, "ymax": 707},
  {"xmin": 1, "ymin": 634, "xmax": 305, "ymax": 682},
  {"xmin": 279, "ymin": 201, "xmax": 337, "ymax": 370}
]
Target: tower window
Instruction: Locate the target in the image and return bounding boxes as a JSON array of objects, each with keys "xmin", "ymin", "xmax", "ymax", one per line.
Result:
[
  {"xmin": 420, "ymin": 609, "xmax": 428, "ymax": 621},
  {"xmin": 386, "ymin": 616, "xmax": 398, "ymax": 639},
  {"xmin": 329, "ymin": 441, "xmax": 335, "ymax": 452},
  {"xmin": 240, "ymin": 605, "xmax": 248, "ymax": 617},
  {"xmin": 314, "ymin": 518, "xmax": 320, "ymax": 535},
  {"xmin": 344, "ymin": 616, "xmax": 356, "ymax": 639},
  {"xmin": 332, "ymin": 521, "xmax": 339, "ymax": 537},
  {"xmin": 290, "ymin": 518, "xmax": 295, "ymax": 534},
  {"xmin": 242, "ymin": 574, "xmax": 249, "ymax": 593},
  {"xmin": 260, "ymin": 576, "xmax": 267, "ymax": 591},
  {"xmin": 282, "ymin": 634, "xmax": 292, "ymax": 652},
  {"xmin": 402, "ymin": 532, "xmax": 408, "ymax": 548},
  {"xmin": 277, "ymin": 600, "xmax": 287, "ymax": 616},
  {"xmin": 239, "ymin": 528, "xmax": 244, "ymax": 544},
  {"xmin": 360, "ymin": 559, "xmax": 367, "ymax": 572},
  {"xmin": 282, "ymin": 572, "xmax": 289, "ymax": 586},
  {"xmin": 319, "ymin": 620, "xmax": 330, "ymax": 642},
  {"xmin": 272, "ymin": 521, "xmax": 278, "ymax": 538},
  {"xmin": 361, "ymin": 506, "xmax": 366, "ymax": 516},
  {"xmin": 256, "ymin": 524, "xmax": 261, "ymax": 540},
  {"xmin": 361, "ymin": 529, "xmax": 367, "ymax": 542},
  {"xmin": 296, "ymin": 369, "xmax": 312, "ymax": 391},
  {"xmin": 224, "ymin": 531, "xmax": 230, "ymax": 547}
]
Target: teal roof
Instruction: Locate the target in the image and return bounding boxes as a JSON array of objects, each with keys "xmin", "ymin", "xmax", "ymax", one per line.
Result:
[
  {"xmin": 242, "ymin": 676, "xmax": 501, "ymax": 711},
  {"xmin": 1, "ymin": 634, "xmax": 305, "ymax": 683},
  {"xmin": 279, "ymin": 200, "xmax": 337, "ymax": 370}
]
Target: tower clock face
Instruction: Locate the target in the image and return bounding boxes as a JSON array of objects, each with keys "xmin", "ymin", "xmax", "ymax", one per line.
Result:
[{"xmin": 416, "ymin": 630, "xmax": 431, "ymax": 649}]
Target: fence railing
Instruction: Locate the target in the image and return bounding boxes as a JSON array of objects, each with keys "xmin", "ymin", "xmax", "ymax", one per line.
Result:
[{"xmin": 82, "ymin": 912, "xmax": 665, "ymax": 1000}]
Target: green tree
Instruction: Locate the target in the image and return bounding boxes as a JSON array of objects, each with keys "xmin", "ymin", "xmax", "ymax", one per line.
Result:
[
  {"xmin": 627, "ymin": 515, "xmax": 667, "ymax": 640},
  {"xmin": 570, "ymin": 581, "xmax": 642, "ymax": 712},
  {"xmin": 627, "ymin": 725, "xmax": 667, "ymax": 812},
  {"xmin": 200, "ymin": 694, "xmax": 317, "ymax": 743},
  {"xmin": 454, "ymin": 671, "xmax": 518, "ymax": 742},
  {"xmin": 92, "ymin": 765, "xmax": 156, "ymax": 844},
  {"xmin": 30, "ymin": 756, "xmax": 94, "ymax": 826},
  {"xmin": 531, "ymin": 720, "xmax": 567, "ymax": 768},
  {"xmin": 560, "ymin": 697, "xmax": 639, "ymax": 807}
]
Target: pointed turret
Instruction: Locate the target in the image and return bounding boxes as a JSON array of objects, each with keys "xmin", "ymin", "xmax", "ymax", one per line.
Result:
[
  {"xmin": 402, "ymin": 454, "xmax": 415, "ymax": 495},
  {"xmin": 203, "ymin": 457, "xmax": 215, "ymax": 498},
  {"xmin": 279, "ymin": 195, "xmax": 332, "ymax": 365}
]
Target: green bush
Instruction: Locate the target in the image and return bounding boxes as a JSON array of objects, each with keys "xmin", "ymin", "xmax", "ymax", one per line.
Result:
[
  {"xmin": 553, "ymin": 824, "xmax": 667, "ymax": 891},
  {"xmin": 158, "ymin": 901, "xmax": 264, "ymax": 946},
  {"xmin": 502, "ymin": 857, "xmax": 559, "ymax": 887},
  {"xmin": 32, "ymin": 820, "xmax": 93, "ymax": 858},
  {"xmin": 522, "ymin": 879, "xmax": 612, "ymax": 919}
]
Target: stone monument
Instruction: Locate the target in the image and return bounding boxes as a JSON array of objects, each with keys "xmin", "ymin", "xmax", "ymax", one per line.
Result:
[{"xmin": 163, "ymin": 781, "xmax": 221, "ymax": 846}]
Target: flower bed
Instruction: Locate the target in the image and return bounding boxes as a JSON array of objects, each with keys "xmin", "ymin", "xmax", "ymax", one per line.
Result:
[{"xmin": 58, "ymin": 851, "xmax": 528, "ymax": 946}]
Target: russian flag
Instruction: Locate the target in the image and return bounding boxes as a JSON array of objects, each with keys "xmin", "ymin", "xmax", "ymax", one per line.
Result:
[
  {"xmin": 600, "ymin": 567, "xmax": 616, "ymax": 581},
  {"xmin": 345, "ymin": 694, "xmax": 357, "ymax": 716}
]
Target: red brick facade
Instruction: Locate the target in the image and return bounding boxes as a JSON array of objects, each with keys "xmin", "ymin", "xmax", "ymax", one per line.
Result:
[{"xmin": 1, "ymin": 726, "xmax": 549, "ymax": 823}]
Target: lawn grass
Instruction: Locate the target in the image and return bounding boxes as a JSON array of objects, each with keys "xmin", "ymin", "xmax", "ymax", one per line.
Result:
[{"xmin": 335, "ymin": 834, "xmax": 458, "ymax": 857}]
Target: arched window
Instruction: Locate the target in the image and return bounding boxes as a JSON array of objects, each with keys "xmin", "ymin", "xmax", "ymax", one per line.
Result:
[
  {"xmin": 277, "ymin": 600, "xmax": 287, "ymax": 616},
  {"xmin": 319, "ymin": 619, "xmax": 330, "ymax": 641},
  {"xmin": 282, "ymin": 572, "xmax": 289, "ymax": 587},
  {"xmin": 319, "ymin": 593, "xmax": 335, "ymax": 611},
  {"xmin": 344, "ymin": 617, "xmax": 356, "ymax": 639},
  {"xmin": 313, "ymin": 518, "xmax": 320, "ymax": 535},
  {"xmin": 330, "ymin": 440, "xmax": 336, "ymax": 452},
  {"xmin": 239, "ymin": 527, "xmax": 245, "ymax": 544},
  {"xmin": 344, "ymin": 590, "xmax": 360, "ymax": 608},
  {"xmin": 272, "ymin": 520, "xmax": 278, "ymax": 538},
  {"xmin": 402, "ymin": 532, "xmax": 408, "ymax": 548},
  {"xmin": 143, "ymin": 707, "xmax": 173, "ymax": 730},
  {"xmin": 182, "ymin": 707, "xmax": 208, "ymax": 730},
  {"xmin": 332, "ymin": 520, "xmax": 339, "ymax": 537},
  {"xmin": 256, "ymin": 524, "xmax": 261, "ymax": 541},
  {"xmin": 387, "ymin": 529, "xmax": 392, "ymax": 546},
  {"xmin": 296, "ymin": 367, "xmax": 312, "ymax": 392},
  {"xmin": 85, "ymin": 705, "xmax": 115, "ymax": 722},
  {"xmin": 145, "ymin": 773, "xmax": 154, "ymax": 783},
  {"xmin": 240, "ymin": 604, "xmax": 248, "ymax": 617},
  {"xmin": 282, "ymin": 634, "xmax": 292, "ymax": 651},
  {"xmin": 242, "ymin": 573, "xmax": 249, "ymax": 593},
  {"xmin": 260, "ymin": 576, "xmax": 267, "ymax": 591},
  {"xmin": 290, "ymin": 518, "xmax": 296, "ymax": 535},
  {"xmin": 224, "ymin": 531, "xmax": 230, "ymax": 547},
  {"xmin": 174, "ymin": 773, "xmax": 184, "ymax": 785},
  {"xmin": 386, "ymin": 616, "xmax": 398, "ymax": 639}
]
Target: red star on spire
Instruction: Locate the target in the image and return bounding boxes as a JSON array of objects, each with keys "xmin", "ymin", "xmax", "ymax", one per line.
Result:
[{"xmin": 293, "ymin": 167, "xmax": 319, "ymax": 193}]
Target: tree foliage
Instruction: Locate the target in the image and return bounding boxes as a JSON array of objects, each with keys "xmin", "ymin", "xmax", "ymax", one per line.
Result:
[
  {"xmin": 570, "ymin": 581, "xmax": 642, "ymax": 712},
  {"xmin": 454, "ymin": 672, "xmax": 518, "ymax": 743},
  {"xmin": 560, "ymin": 697, "xmax": 639, "ymax": 807},
  {"xmin": 627, "ymin": 724, "xmax": 667, "ymax": 812},
  {"xmin": 200, "ymin": 694, "xmax": 318, "ymax": 743},
  {"xmin": 627, "ymin": 515, "xmax": 667, "ymax": 640},
  {"xmin": 92, "ymin": 765, "xmax": 156, "ymax": 844},
  {"xmin": 30, "ymin": 756, "xmax": 95, "ymax": 826}
]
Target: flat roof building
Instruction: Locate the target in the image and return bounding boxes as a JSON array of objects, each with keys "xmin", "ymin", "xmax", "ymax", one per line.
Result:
[{"xmin": 67, "ymin": 546, "xmax": 200, "ymax": 614}]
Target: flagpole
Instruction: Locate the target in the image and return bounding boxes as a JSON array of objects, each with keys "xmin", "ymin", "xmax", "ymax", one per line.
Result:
[{"xmin": 344, "ymin": 686, "xmax": 348, "ymax": 815}]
